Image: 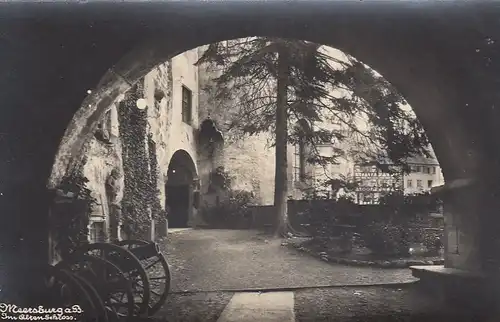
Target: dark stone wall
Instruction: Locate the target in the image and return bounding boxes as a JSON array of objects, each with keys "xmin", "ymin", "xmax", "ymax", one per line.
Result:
[{"xmin": 1, "ymin": 1, "xmax": 500, "ymax": 301}]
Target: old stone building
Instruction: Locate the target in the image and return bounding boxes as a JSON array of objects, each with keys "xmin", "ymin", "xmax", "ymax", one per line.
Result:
[
  {"xmin": 69, "ymin": 42, "xmax": 445, "ymax": 242},
  {"xmin": 77, "ymin": 49, "xmax": 201, "ymax": 241},
  {"xmin": 5, "ymin": 2, "xmax": 500, "ymax": 307},
  {"xmin": 73, "ymin": 45, "xmax": 282, "ymax": 242}
]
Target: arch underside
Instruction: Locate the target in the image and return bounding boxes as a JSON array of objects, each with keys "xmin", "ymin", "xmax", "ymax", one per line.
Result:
[
  {"xmin": 46, "ymin": 2, "xmax": 499, "ymax": 191},
  {"xmin": 167, "ymin": 149, "xmax": 197, "ymax": 187}
]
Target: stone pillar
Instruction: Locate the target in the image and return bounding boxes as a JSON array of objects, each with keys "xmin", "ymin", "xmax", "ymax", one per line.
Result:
[
  {"xmin": 143, "ymin": 209, "xmax": 154, "ymax": 242},
  {"xmin": 154, "ymin": 217, "xmax": 168, "ymax": 240},
  {"xmin": 187, "ymin": 183, "xmax": 195, "ymax": 227},
  {"xmin": 440, "ymin": 179, "xmax": 500, "ymax": 273},
  {"xmin": 441, "ymin": 183, "xmax": 482, "ymax": 272},
  {"xmin": 148, "ymin": 217, "xmax": 155, "ymax": 241},
  {"xmin": 108, "ymin": 204, "xmax": 122, "ymax": 242}
]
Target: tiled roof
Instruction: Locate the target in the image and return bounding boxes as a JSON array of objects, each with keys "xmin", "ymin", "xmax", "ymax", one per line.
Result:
[
  {"xmin": 357, "ymin": 152, "xmax": 439, "ymax": 166},
  {"xmin": 405, "ymin": 154, "xmax": 439, "ymax": 165}
]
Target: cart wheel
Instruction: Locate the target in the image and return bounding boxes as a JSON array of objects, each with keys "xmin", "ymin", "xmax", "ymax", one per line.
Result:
[
  {"xmin": 56, "ymin": 254, "xmax": 135, "ymax": 322},
  {"xmin": 70, "ymin": 272, "xmax": 110, "ymax": 322},
  {"xmin": 42, "ymin": 264, "xmax": 98, "ymax": 321},
  {"xmin": 76, "ymin": 243, "xmax": 151, "ymax": 317},
  {"xmin": 116, "ymin": 239, "xmax": 171, "ymax": 315}
]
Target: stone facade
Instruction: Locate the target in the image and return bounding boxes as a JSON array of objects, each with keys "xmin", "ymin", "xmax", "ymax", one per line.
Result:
[
  {"xmin": 78, "ymin": 50, "xmax": 200, "ymax": 241},
  {"xmin": 69, "ymin": 43, "xmax": 447, "ymax": 241},
  {"xmin": 197, "ymin": 46, "xmax": 278, "ymax": 206}
]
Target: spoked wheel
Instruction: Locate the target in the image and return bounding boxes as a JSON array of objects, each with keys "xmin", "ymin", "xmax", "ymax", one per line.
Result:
[
  {"xmin": 71, "ymin": 273, "xmax": 109, "ymax": 322},
  {"xmin": 76, "ymin": 243, "xmax": 151, "ymax": 317},
  {"xmin": 56, "ymin": 254, "xmax": 135, "ymax": 322},
  {"xmin": 116, "ymin": 239, "xmax": 171, "ymax": 315},
  {"xmin": 42, "ymin": 264, "xmax": 98, "ymax": 322}
]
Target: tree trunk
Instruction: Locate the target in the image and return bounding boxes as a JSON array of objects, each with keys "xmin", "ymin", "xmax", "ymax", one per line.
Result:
[{"xmin": 274, "ymin": 47, "xmax": 290, "ymax": 237}]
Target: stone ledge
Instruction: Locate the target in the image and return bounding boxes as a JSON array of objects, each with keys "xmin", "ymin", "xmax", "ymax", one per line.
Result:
[
  {"xmin": 287, "ymin": 241, "xmax": 443, "ymax": 268},
  {"xmin": 410, "ymin": 265, "xmax": 500, "ymax": 312},
  {"xmin": 410, "ymin": 265, "xmax": 486, "ymax": 279}
]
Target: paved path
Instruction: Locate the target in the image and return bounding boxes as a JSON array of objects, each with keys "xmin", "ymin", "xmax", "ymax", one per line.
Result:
[
  {"xmin": 154, "ymin": 285, "xmax": 489, "ymax": 322},
  {"xmin": 162, "ymin": 229, "xmax": 416, "ymax": 293},
  {"xmin": 217, "ymin": 292, "xmax": 295, "ymax": 322},
  {"xmin": 155, "ymin": 229, "xmax": 492, "ymax": 321}
]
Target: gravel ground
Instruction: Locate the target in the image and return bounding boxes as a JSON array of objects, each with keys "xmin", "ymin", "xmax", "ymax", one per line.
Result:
[
  {"xmin": 294, "ymin": 285, "xmax": 491, "ymax": 322},
  {"xmin": 161, "ymin": 229, "xmax": 416, "ymax": 292},
  {"xmin": 148, "ymin": 284, "xmax": 494, "ymax": 322},
  {"xmin": 151, "ymin": 292, "xmax": 233, "ymax": 322}
]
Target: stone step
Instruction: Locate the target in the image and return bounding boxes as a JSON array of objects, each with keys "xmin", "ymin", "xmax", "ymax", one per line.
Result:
[{"xmin": 217, "ymin": 292, "xmax": 295, "ymax": 322}]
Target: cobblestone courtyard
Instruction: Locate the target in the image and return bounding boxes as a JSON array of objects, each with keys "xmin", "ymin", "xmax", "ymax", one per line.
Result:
[
  {"xmin": 161, "ymin": 229, "xmax": 417, "ymax": 293},
  {"xmin": 150, "ymin": 229, "xmax": 489, "ymax": 321}
]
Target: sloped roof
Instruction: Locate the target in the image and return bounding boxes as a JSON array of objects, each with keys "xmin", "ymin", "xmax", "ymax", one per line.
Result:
[
  {"xmin": 357, "ymin": 152, "xmax": 439, "ymax": 166},
  {"xmin": 406, "ymin": 154, "xmax": 439, "ymax": 166}
]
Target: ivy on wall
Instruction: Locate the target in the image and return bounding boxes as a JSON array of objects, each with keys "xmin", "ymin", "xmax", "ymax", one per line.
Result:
[
  {"xmin": 118, "ymin": 82, "xmax": 164, "ymax": 238},
  {"xmin": 54, "ymin": 155, "xmax": 96, "ymax": 257},
  {"xmin": 148, "ymin": 133, "xmax": 167, "ymax": 223}
]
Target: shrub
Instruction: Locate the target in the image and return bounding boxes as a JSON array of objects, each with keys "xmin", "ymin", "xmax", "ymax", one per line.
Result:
[
  {"xmin": 204, "ymin": 190, "xmax": 256, "ymax": 228},
  {"xmin": 299, "ymin": 202, "xmax": 336, "ymax": 238},
  {"xmin": 362, "ymin": 222, "xmax": 410, "ymax": 257},
  {"xmin": 423, "ymin": 230, "xmax": 443, "ymax": 254}
]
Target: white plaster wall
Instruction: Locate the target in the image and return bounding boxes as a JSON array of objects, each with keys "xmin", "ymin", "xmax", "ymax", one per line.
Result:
[
  {"xmin": 143, "ymin": 49, "xmax": 199, "ymax": 209},
  {"xmin": 404, "ymin": 166, "xmax": 444, "ymax": 194},
  {"xmin": 78, "ymin": 48, "xmax": 201, "ymax": 236}
]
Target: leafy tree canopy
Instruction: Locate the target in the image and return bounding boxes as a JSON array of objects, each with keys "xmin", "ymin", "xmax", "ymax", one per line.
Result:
[{"xmin": 196, "ymin": 37, "xmax": 431, "ymax": 178}]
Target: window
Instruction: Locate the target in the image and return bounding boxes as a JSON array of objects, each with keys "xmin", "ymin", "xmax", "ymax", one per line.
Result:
[
  {"xmin": 298, "ymin": 139, "xmax": 306, "ymax": 181},
  {"xmin": 181, "ymin": 85, "xmax": 192, "ymax": 124},
  {"xmin": 89, "ymin": 221, "xmax": 105, "ymax": 243},
  {"xmin": 428, "ymin": 180, "xmax": 433, "ymax": 188},
  {"xmin": 417, "ymin": 180, "xmax": 423, "ymax": 188},
  {"xmin": 432, "ymin": 167, "xmax": 436, "ymax": 174},
  {"xmin": 294, "ymin": 140, "xmax": 307, "ymax": 182},
  {"xmin": 407, "ymin": 179, "xmax": 413, "ymax": 188},
  {"xmin": 424, "ymin": 167, "xmax": 430, "ymax": 174},
  {"xmin": 416, "ymin": 166, "xmax": 422, "ymax": 173}
]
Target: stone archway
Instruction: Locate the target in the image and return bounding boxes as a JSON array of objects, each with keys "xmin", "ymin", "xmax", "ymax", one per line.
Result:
[
  {"xmin": 46, "ymin": 3, "xmax": 496, "ymax": 191},
  {"xmin": 166, "ymin": 150, "xmax": 198, "ymax": 228},
  {"xmin": 40, "ymin": 8, "xmax": 494, "ymax": 274},
  {"xmin": 3, "ymin": 2, "xmax": 500, "ymax": 300}
]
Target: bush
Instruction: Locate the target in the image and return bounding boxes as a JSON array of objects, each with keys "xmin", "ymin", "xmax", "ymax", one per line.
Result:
[
  {"xmin": 423, "ymin": 230, "xmax": 443, "ymax": 254},
  {"xmin": 204, "ymin": 190, "xmax": 256, "ymax": 228},
  {"xmin": 362, "ymin": 222, "xmax": 410, "ymax": 257}
]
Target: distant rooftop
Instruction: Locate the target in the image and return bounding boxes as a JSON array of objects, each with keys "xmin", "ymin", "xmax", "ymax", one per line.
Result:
[
  {"xmin": 406, "ymin": 154, "xmax": 439, "ymax": 166},
  {"xmin": 357, "ymin": 150, "xmax": 440, "ymax": 167}
]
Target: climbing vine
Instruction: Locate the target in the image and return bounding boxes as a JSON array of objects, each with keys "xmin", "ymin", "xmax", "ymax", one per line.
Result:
[
  {"xmin": 148, "ymin": 133, "xmax": 167, "ymax": 223},
  {"xmin": 53, "ymin": 155, "xmax": 96, "ymax": 258},
  {"xmin": 118, "ymin": 82, "xmax": 158, "ymax": 238}
]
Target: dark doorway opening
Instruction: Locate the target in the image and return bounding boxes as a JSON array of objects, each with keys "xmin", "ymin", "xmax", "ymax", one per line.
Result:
[
  {"xmin": 166, "ymin": 185, "xmax": 190, "ymax": 228},
  {"xmin": 166, "ymin": 149, "xmax": 198, "ymax": 229}
]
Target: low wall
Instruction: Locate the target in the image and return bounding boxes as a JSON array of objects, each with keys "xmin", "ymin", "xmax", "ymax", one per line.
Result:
[
  {"xmin": 248, "ymin": 200, "xmax": 443, "ymax": 233},
  {"xmin": 248, "ymin": 205, "xmax": 275, "ymax": 228}
]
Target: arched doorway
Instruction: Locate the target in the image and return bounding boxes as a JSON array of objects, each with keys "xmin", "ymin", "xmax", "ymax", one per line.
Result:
[{"xmin": 166, "ymin": 150, "xmax": 198, "ymax": 228}]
